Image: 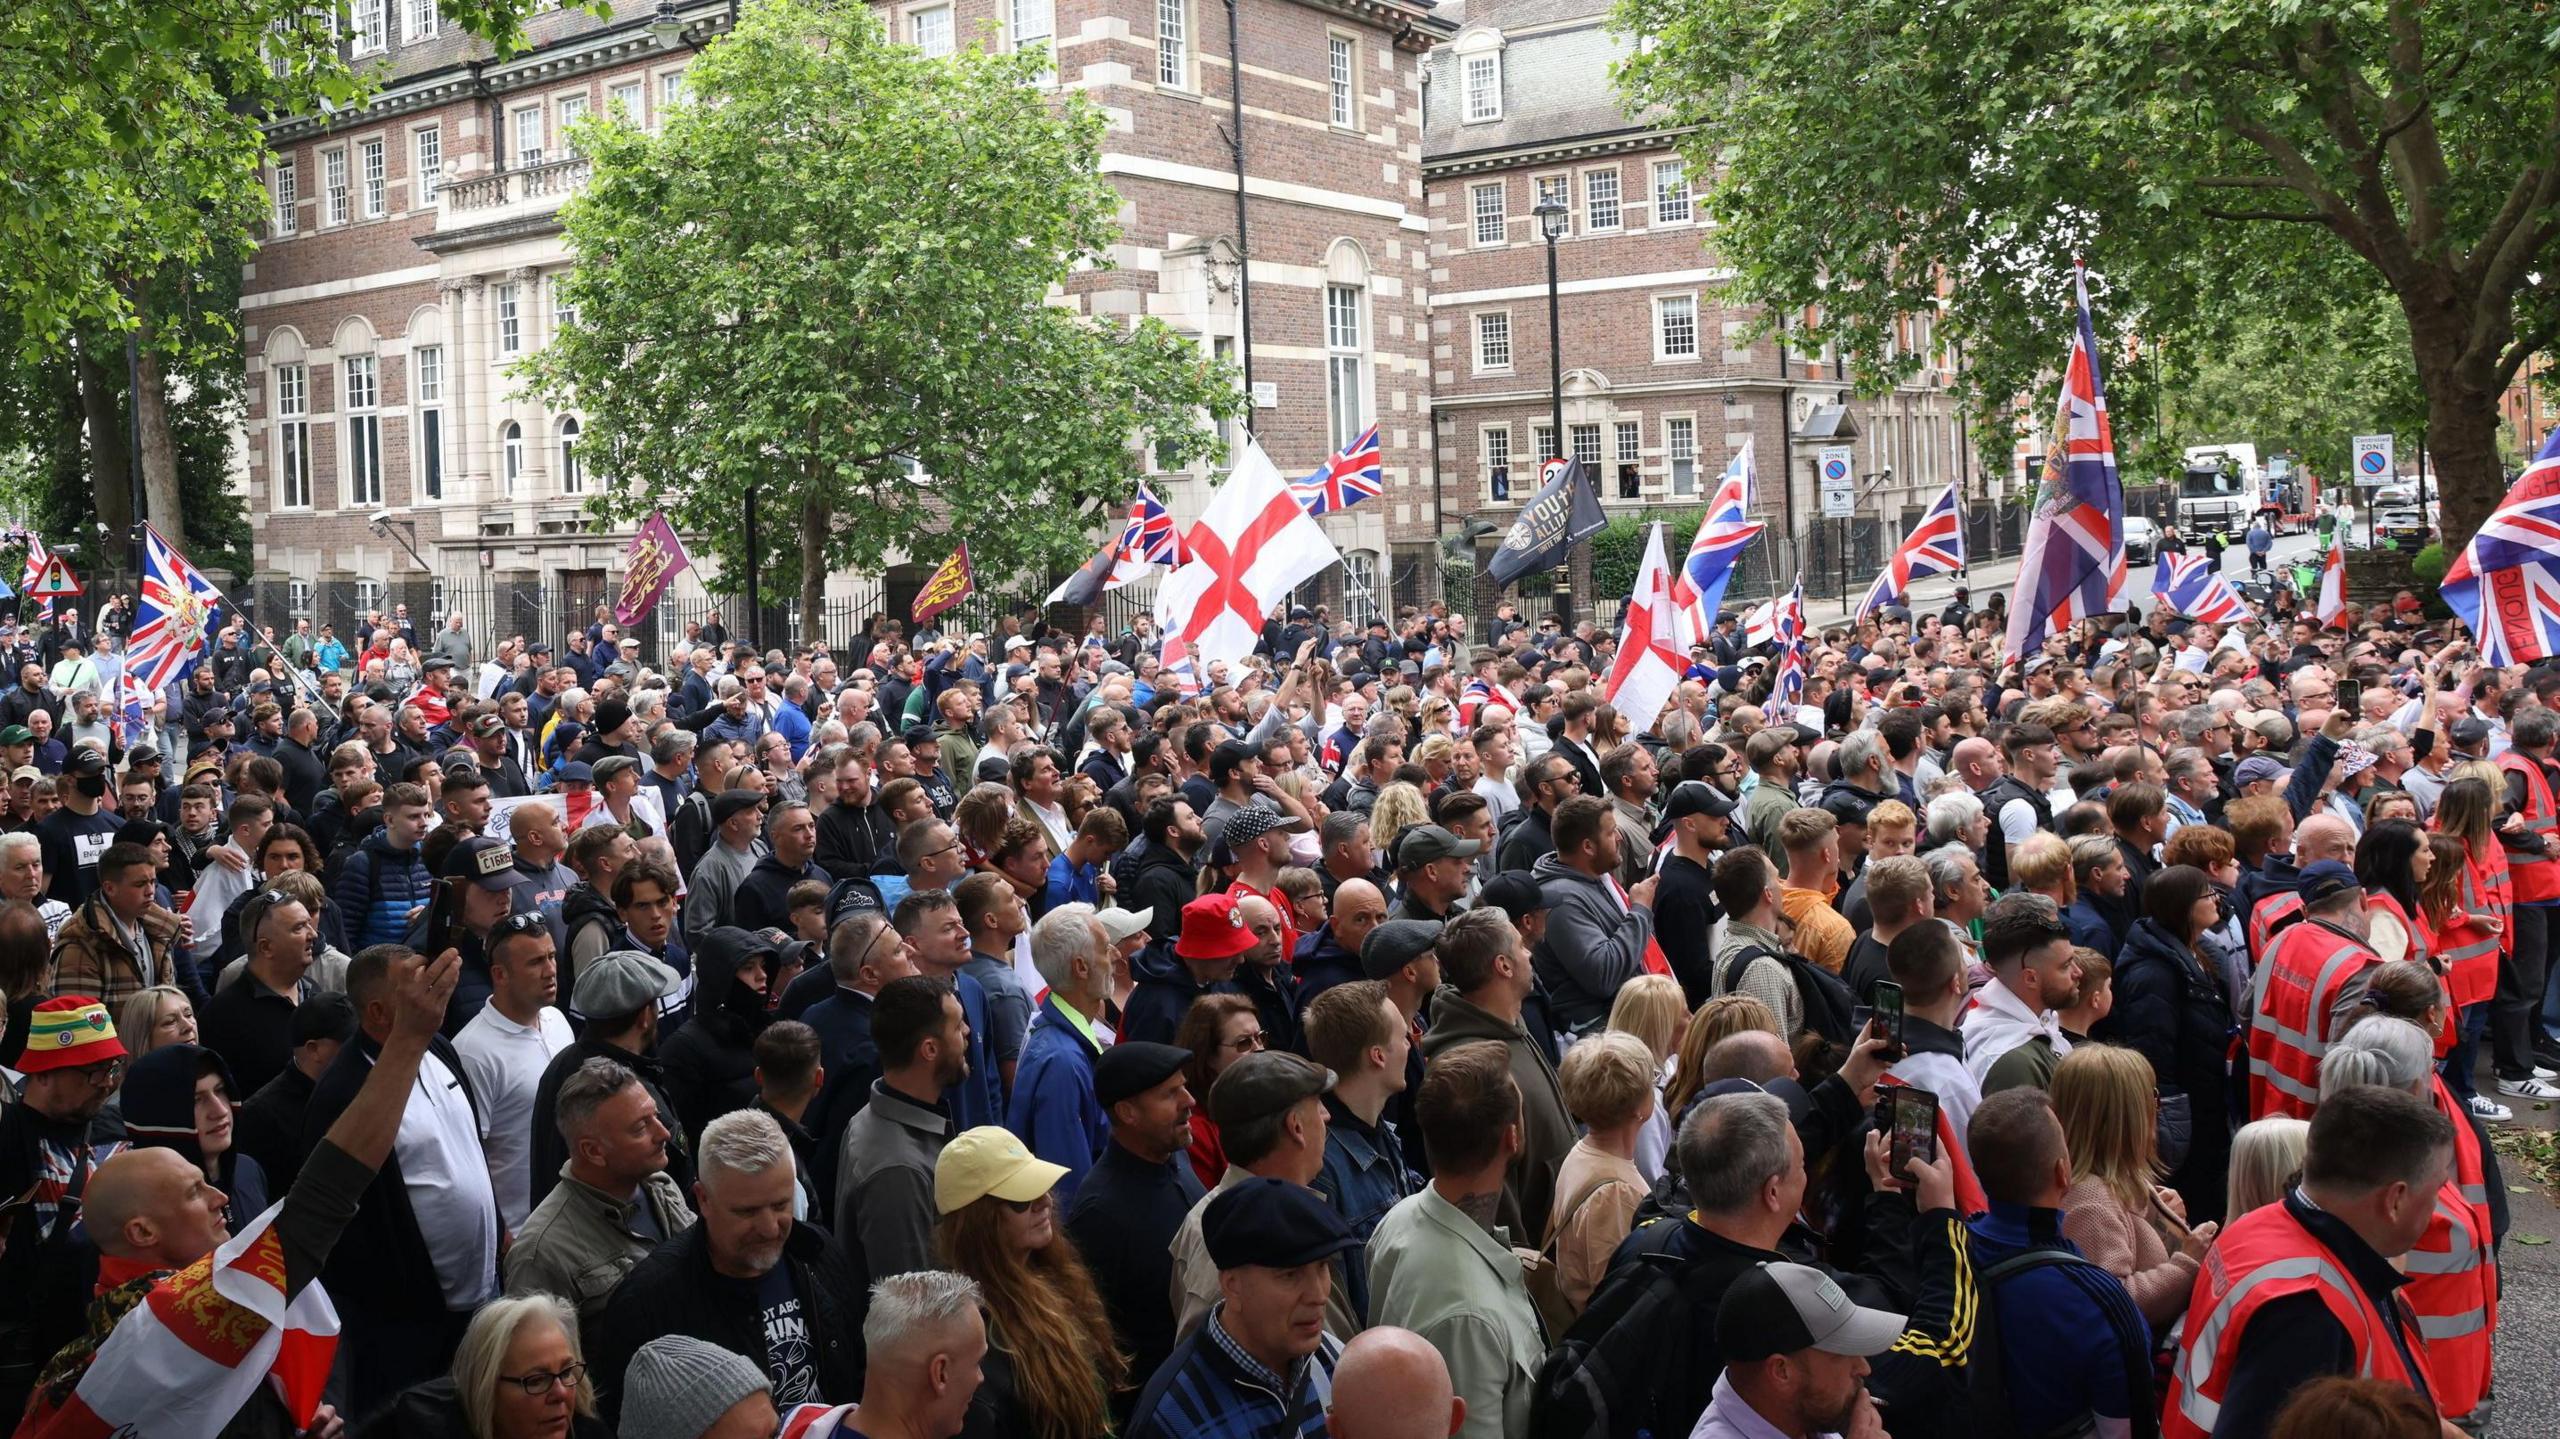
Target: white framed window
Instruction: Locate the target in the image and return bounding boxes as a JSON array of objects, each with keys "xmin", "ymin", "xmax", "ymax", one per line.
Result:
[
  {"xmin": 430, "ymin": 576, "xmax": 448, "ymax": 624},
  {"xmin": 1462, "ymin": 53, "xmax": 1500, "ymax": 123},
  {"xmin": 609, "ymin": 80, "xmax": 644, "ymax": 120},
  {"xmin": 289, "ymin": 580, "xmax": 313, "ymax": 616},
  {"xmin": 1483, "ymin": 426, "xmax": 1512, "ymax": 502},
  {"xmin": 559, "ymin": 418, "xmax": 583, "ymax": 493},
  {"xmin": 358, "ymin": 137, "xmax": 385, "ymax": 218},
  {"xmin": 1010, "ymin": 0, "xmax": 1054, "ymax": 79},
  {"xmin": 1652, "ymin": 157, "xmax": 1691, "ymax": 225},
  {"xmin": 322, "ymin": 147, "xmax": 348, "ymax": 226},
  {"xmin": 1328, "ymin": 35, "xmax": 1355, "ymax": 127},
  {"xmin": 413, "ymin": 344, "xmax": 444, "ymax": 500},
  {"xmin": 275, "ymin": 363, "xmax": 312, "ymax": 509},
  {"xmin": 355, "ymin": 579, "xmax": 384, "ymax": 617},
  {"xmin": 1323, "ymin": 283, "xmax": 1367, "ymax": 453},
  {"xmin": 1667, "ymin": 416, "xmax": 1697, "ymax": 495},
  {"xmin": 1470, "ymin": 182, "xmax": 1505, "ymax": 247},
  {"xmin": 272, "ymin": 157, "xmax": 298, "ymax": 234},
  {"xmin": 1473, "ymin": 311, "xmax": 1512, "ymax": 373},
  {"xmin": 404, "ymin": 0, "xmax": 437, "ymax": 41},
  {"xmin": 1570, "ymin": 423, "xmax": 1601, "ymax": 467},
  {"xmin": 552, "ymin": 275, "xmax": 577, "ymax": 334},
  {"xmin": 1616, "ymin": 420, "xmax": 1643, "ymax": 465},
  {"xmin": 1655, "ymin": 293, "xmax": 1699, "ymax": 360},
  {"xmin": 413, "ymin": 125, "xmax": 441, "ymax": 203},
  {"xmin": 352, "ymin": 0, "xmax": 386, "ymax": 54},
  {"xmin": 909, "ymin": 4, "xmax": 953, "ymax": 57},
  {"xmin": 1343, "ymin": 550, "xmax": 1379, "ymax": 625},
  {"xmin": 343, "ymin": 354, "xmax": 382, "ymax": 507},
  {"xmin": 1534, "ymin": 173, "xmax": 1568, "ymax": 224},
  {"xmin": 501, "ymin": 422, "xmax": 524, "ymax": 495},
  {"xmin": 512, "ymin": 106, "xmax": 544, "ymax": 167},
  {"xmin": 1582, "ymin": 166, "xmax": 1621, "ymax": 232},
  {"xmin": 1532, "ymin": 424, "xmax": 1556, "ymax": 462},
  {"xmin": 658, "ymin": 69, "xmax": 686, "ymax": 112},
  {"xmin": 496, "ymin": 282, "xmax": 521, "ymax": 355},
  {"xmin": 556, "ymin": 93, "xmax": 589, "ymax": 152},
  {"xmin": 1156, "ymin": 0, "xmax": 1187, "ymax": 88}
]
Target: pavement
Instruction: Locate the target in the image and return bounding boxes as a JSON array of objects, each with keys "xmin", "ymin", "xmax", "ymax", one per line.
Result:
[
  {"xmin": 2485, "ymin": 1073, "xmax": 2559, "ymax": 1438},
  {"xmin": 1796, "ymin": 530, "xmax": 2328, "ymax": 631}
]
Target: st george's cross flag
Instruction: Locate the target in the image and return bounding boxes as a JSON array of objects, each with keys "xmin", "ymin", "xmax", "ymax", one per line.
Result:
[
  {"xmin": 2003, "ymin": 266, "xmax": 2125, "ymax": 664},
  {"xmin": 1290, "ymin": 425, "xmax": 1383, "ymax": 516},
  {"xmin": 127, "ymin": 525, "xmax": 224, "ymax": 695},
  {"xmin": 1603, "ymin": 523, "xmax": 1688, "ymax": 735},
  {"xmin": 1671, "ymin": 437, "xmax": 1767, "ymax": 649},
  {"xmin": 15, "ymin": 1199, "xmax": 339, "ymax": 1439},
  {"xmin": 1739, "ymin": 595, "xmax": 1779, "ymax": 649},
  {"xmin": 2150, "ymin": 552, "xmax": 2252, "ymax": 625},
  {"xmin": 1157, "ymin": 433, "xmax": 1342, "ymax": 677},
  {"xmin": 1855, "ymin": 481, "xmax": 1965, "ymax": 624},
  {"xmin": 2444, "ymin": 426, "xmax": 2560, "ymax": 665},
  {"xmin": 2315, "ymin": 529, "xmax": 2351, "ymax": 629}
]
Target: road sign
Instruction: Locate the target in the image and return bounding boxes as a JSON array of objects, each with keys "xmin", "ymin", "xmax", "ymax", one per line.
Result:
[
  {"xmin": 29, "ymin": 555, "xmax": 81, "ymax": 598},
  {"xmin": 1819, "ymin": 446, "xmax": 1855, "ymax": 517},
  {"xmin": 1251, "ymin": 382, "xmax": 1279, "ymax": 409},
  {"xmin": 2351, "ymin": 433, "xmax": 2395, "ymax": 488}
]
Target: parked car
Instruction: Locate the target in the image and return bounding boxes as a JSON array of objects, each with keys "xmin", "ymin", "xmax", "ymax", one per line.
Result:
[
  {"xmin": 2375, "ymin": 508, "xmax": 2433, "ymax": 550},
  {"xmin": 2122, "ymin": 515, "xmax": 2158, "ymax": 564}
]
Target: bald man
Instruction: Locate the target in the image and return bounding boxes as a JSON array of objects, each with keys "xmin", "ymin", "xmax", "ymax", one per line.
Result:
[
  {"xmin": 1295, "ymin": 878, "xmax": 1389, "ymax": 1004},
  {"xmin": 2236, "ymin": 811, "xmax": 2359, "ymax": 953},
  {"xmin": 1328, "ymin": 1326, "xmax": 1462, "ymax": 1439}
]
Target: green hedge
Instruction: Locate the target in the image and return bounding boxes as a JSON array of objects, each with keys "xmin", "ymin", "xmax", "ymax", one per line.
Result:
[
  {"xmin": 2411, "ymin": 542, "xmax": 2449, "ymax": 587},
  {"xmin": 1592, "ymin": 510, "xmax": 1706, "ymax": 599}
]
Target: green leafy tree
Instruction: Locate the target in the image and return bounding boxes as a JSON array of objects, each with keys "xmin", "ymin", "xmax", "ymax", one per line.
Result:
[
  {"xmin": 1616, "ymin": 0, "xmax": 2560, "ymax": 547},
  {"xmin": 2153, "ymin": 280, "xmax": 2428, "ymax": 490},
  {"xmin": 519, "ymin": 0, "xmax": 1244, "ymax": 625},
  {"xmin": 0, "ymin": 0, "xmax": 562, "ymax": 553}
]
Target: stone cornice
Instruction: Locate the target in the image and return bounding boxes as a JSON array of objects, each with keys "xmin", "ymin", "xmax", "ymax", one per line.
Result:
[{"xmin": 1424, "ymin": 123, "xmax": 1688, "ymax": 178}]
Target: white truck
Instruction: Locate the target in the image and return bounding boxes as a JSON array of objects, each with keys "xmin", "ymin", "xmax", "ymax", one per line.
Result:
[{"xmin": 2177, "ymin": 443, "xmax": 2261, "ymax": 536}]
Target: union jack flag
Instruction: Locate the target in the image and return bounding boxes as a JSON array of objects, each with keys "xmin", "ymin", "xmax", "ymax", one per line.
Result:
[
  {"xmin": 1854, "ymin": 481, "xmax": 1966, "ymax": 624},
  {"xmin": 2002, "ymin": 265, "xmax": 2125, "ymax": 664},
  {"xmin": 114, "ymin": 670, "xmax": 155, "ymax": 751},
  {"xmin": 1672, "ymin": 437, "xmax": 1768, "ymax": 649},
  {"xmin": 1290, "ymin": 425, "xmax": 1382, "ymax": 516},
  {"xmin": 1459, "ymin": 674, "xmax": 1520, "ymax": 727},
  {"xmin": 2150, "ymin": 552, "xmax": 2252, "ymax": 625},
  {"xmin": 1104, "ymin": 483, "xmax": 1184, "ymax": 592},
  {"xmin": 2444, "ymin": 426, "xmax": 2560, "ymax": 665},
  {"xmin": 17, "ymin": 532, "xmax": 51, "ymax": 620},
  {"xmin": 126, "ymin": 524, "xmax": 224, "ymax": 694},
  {"xmin": 1769, "ymin": 575, "xmax": 1808, "ymax": 708},
  {"xmin": 1160, "ymin": 630, "xmax": 1203, "ymax": 698}
]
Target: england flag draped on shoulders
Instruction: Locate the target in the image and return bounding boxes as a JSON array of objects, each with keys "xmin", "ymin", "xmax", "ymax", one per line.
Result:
[
  {"xmin": 2444, "ymin": 426, "xmax": 2560, "ymax": 664},
  {"xmin": 1603, "ymin": 523, "xmax": 1687, "ymax": 733},
  {"xmin": 2003, "ymin": 265, "xmax": 2126, "ymax": 664},
  {"xmin": 1157, "ymin": 433, "xmax": 1342, "ymax": 677},
  {"xmin": 2150, "ymin": 551, "xmax": 2252, "ymax": 625},
  {"xmin": 1853, "ymin": 480, "xmax": 1964, "ymax": 624},
  {"xmin": 1670, "ymin": 437, "xmax": 1767, "ymax": 648}
]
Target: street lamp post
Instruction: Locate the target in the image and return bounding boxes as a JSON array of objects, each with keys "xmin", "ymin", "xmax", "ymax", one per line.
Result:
[{"xmin": 1534, "ymin": 196, "xmax": 1569, "ymax": 459}]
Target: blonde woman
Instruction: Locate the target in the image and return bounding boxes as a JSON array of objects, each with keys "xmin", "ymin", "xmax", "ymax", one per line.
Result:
[
  {"xmin": 1368, "ymin": 782, "xmax": 1429, "ymax": 861},
  {"xmin": 1606, "ymin": 974, "xmax": 1687, "ymax": 1183},
  {"xmin": 2226, "ymin": 1116, "xmax": 2311, "ymax": 1218},
  {"xmin": 1663, "ymin": 993, "xmax": 1782, "ymax": 1124},
  {"xmin": 375, "ymin": 1292, "xmax": 608, "ymax": 1439},
  {"xmin": 2052, "ymin": 1043, "xmax": 2215, "ymax": 1328},
  {"xmin": 1547, "ymin": 1032, "xmax": 1656, "ymax": 1314},
  {"xmin": 118, "ymin": 984, "xmax": 197, "ymax": 1057}
]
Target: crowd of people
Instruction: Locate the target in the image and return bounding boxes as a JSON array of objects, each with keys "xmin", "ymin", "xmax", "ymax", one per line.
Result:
[{"xmin": 0, "ymin": 579, "xmax": 2545, "ymax": 1439}]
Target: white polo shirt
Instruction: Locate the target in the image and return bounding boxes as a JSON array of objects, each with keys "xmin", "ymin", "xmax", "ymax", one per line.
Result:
[{"xmin": 453, "ymin": 1003, "xmax": 576, "ymax": 1230}]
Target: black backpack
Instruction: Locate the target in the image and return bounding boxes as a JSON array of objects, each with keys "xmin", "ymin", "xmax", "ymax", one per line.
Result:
[
  {"xmin": 1529, "ymin": 1246, "xmax": 1726, "ymax": 1439},
  {"xmin": 1723, "ymin": 943, "xmax": 1860, "ymax": 1045},
  {"xmin": 1968, "ymin": 1248, "xmax": 2159, "ymax": 1439}
]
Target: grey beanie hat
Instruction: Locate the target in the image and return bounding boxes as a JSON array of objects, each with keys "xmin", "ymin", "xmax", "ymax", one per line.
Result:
[{"xmin": 617, "ymin": 1336, "xmax": 771, "ymax": 1439}]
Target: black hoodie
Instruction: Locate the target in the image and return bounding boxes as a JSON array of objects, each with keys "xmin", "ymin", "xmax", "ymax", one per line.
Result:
[
  {"xmin": 657, "ymin": 925, "xmax": 778, "ymax": 1146},
  {"xmin": 120, "ymin": 1044, "xmax": 272, "ymax": 1232}
]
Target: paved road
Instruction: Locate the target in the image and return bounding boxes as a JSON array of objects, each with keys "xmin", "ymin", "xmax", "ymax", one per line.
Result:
[{"xmin": 2489, "ymin": 1082, "xmax": 2558, "ymax": 1438}]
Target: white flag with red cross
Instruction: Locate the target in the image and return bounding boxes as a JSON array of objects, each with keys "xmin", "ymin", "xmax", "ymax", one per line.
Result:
[
  {"xmin": 1603, "ymin": 522, "xmax": 1687, "ymax": 736},
  {"xmin": 1155, "ymin": 434, "xmax": 1343, "ymax": 678}
]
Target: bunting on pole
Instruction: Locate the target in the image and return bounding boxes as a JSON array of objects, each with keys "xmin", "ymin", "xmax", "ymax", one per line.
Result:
[
  {"xmin": 1289, "ymin": 425, "xmax": 1383, "ymax": 515},
  {"xmin": 911, "ymin": 542, "xmax": 976, "ymax": 628}
]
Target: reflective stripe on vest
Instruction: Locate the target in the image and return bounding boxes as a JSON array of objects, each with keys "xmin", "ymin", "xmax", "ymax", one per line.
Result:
[
  {"xmin": 2247, "ymin": 922, "xmax": 2378, "ymax": 1120},
  {"xmin": 2172, "ymin": 1254, "xmax": 2365, "ymax": 1435},
  {"xmin": 2497, "ymin": 751, "xmax": 2560, "ymax": 902},
  {"xmin": 2248, "ymin": 890, "xmax": 2305, "ymax": 968}
]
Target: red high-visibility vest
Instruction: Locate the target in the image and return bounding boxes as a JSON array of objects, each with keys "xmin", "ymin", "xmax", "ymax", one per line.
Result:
[
  {"xmin": 2246, "ymin": 889, "xmax": 2305, "ymax": 970},
  {"xmin": 2247, "ymin": 919, "xmax": 2381, "ymax": 1120},
  {"xmin": 2496, "ymin": 751, "xmax": 2560, "ymax": 903},
  {"xmin": 2431, "ymin": 844, "xmax": 2508, "ymax": 1007},
  {"xmin": 2165, "ymin": 1202, "xmax": 2438, "ymax": 1439},
  {"xmin": 2407, "ymin": 1076, "xmax": 2498, "ymax": 1419}
]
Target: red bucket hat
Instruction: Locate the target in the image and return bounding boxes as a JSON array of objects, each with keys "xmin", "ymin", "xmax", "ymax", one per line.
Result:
[{"xmin": 1175, "ymin": 894, "xmax": 1257, "ymax": 962}]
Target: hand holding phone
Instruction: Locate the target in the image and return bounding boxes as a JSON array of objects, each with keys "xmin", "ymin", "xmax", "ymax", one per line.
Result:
[
  {"xmin": 2336, "ymin": 677, "xmax": 2362, "ymax": 713},
  {"xmin": 1870, "ymin": 980, "xmax": 1908, "ymax": 1061}
]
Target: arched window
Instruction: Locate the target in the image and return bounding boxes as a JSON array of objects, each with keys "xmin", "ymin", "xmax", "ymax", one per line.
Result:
[
  {"xmin": 502, "ymin": 421, "xmax": 524, "ymax": 494},
  {"xmin": 264, "ymin": 328, "xmax": 312, "ymax": 511},
  {"xmin": 558, "ymin": 418, "xmax": 583, "ymax": 494},
  {"xmin": 335, "ymin": 317, "xmax": 382, "ymax": 508},
  {"xmin": 1321, "ymin": 239, "xmax": 1371, "ymax": 454}
]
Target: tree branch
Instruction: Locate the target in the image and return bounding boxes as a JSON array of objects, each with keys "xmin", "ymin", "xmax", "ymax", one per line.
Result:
[
  {"xmin": 2197, "ymin": 207, "xmax": 2335, "ymax": 225},
  {"xmin": 2495, "ymin": 319, "xmax": 2560, "ymax": 392}
]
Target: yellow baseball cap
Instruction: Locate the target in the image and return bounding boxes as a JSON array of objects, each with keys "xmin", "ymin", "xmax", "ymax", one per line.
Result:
[{"xmin": 933, "ymin": 1126, "xmax": 1067, "ymax": 1215}]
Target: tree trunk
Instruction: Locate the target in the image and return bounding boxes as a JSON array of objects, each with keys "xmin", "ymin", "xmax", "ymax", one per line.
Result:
[
  {"xmin": 73, "ymin": 339, "xmax": 133, "ymax": 540},
  {"xmin": 2399, "ymin": 294, "xmax": 2508, "ymax": 553},
  {"xmin": 798, "ymin": 489, "xmax": 831, "ymax": 649},
  {"xmin": 129, "ymin": 295, "xmax": 184, "ymax": 549}
]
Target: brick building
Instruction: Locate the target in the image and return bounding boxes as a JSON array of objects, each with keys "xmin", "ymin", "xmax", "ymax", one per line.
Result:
[
  {"xmin": 1420, "ymin": 0, "xmax": 1977, "ymax": 621},
  {"xmin": 237, "ymin": 0, "xmax": 1449, "ymax": 648}
]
